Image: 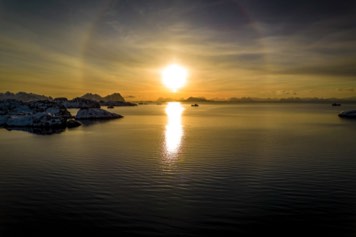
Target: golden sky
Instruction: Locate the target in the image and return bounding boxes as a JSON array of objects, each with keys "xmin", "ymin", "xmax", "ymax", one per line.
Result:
[{"xmin": 1, "ymin": 0, "xmax": 355, "ymax": 100}]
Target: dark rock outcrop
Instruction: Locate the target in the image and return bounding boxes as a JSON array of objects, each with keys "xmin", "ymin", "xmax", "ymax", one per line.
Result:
[
  {"xmin": 66, "ymin": 119, "xmax": 82, "ymax": 128},
  {"xmin": 0, "ymin": 99, "xmax": 74, "ymax": 129},
  {"xmin": 338, "ymin": 110, "xmax": 356, "ymax": 119},
  {"xmin": 81, "ymin": 92, "xmax": 125, "ymax": 102},
  {"xmin": 76, "ymin": 108, "xmax": 123, "ymax": 120},
  {"xmin": 0, "ymin": 99, "xmax": 71, "ymax": 118},
  {"xmin": 0, "ymin": 98, "xmax": 126, "ymax": 134},
  {"xmin": 62, "ymin": 97, "xmax": 100, "ymax": 109},
  {"xmin": 53, "ymin": 97, "xmax": 68, "ymax": 103},
  {"xmin": 100, "ymin": 101, "xmax": 137, "ymax": 107},
  {"xmin": 0, "ymin": 91, "xmax": 51, "ymax": 101},
  {"xmin": 80, "ymin": 93, "xmax": 104, "ymax": 102},
  {"xmin": 185, "ymin": 97, "xmax": 208, "ymax": 102},
  {"xmin": 28, "ymin": 100, "xmax": 72, "ymax": 118},
  {"xmin": 80, "ymin": 92, "xmax": 137, "ymax": 106},
  {"xmin": 103, "ymin": 93, "xmax": 125, "ymax": 102}
]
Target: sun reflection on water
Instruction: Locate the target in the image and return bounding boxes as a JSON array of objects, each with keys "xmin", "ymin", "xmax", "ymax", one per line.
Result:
[{"xmin": 164, "ymin": 102, "xmax": 184, "ymax": 158}]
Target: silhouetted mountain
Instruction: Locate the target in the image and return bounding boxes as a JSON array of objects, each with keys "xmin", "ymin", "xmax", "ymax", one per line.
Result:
[
  {"xmin": 229, "ymin": 97, "xmax": 256, "ymax": 102},
  {"xmin": 81, "ymin": 93, "xmax": 103, "ymax": 101},
  {"xmin": 156, "ymin": 97, "xmax": 175, "ymax": 102},
  {"xmin": 80, "ymin": 93, "xmax": 125, "ymax": 102},
  {"xmin": 63, "ymin": 97, "xmax": 101, "ymax": 108},
  {"xmin": 103, "ymin": 93, "xmax": 125, "ymax": 102},
  {"xmin": 228, "ymin": 97, "xmax": 356, "ymax": 103},
  {"xmin": 0, "ymin": 91, "xmax": 52, "ymax": 102},
  {"xmin": 185, "ymin": 97, "xmax": 209, "ymax": 102}
]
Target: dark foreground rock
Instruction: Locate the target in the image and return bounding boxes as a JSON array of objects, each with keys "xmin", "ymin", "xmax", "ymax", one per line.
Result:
[
  {"xmin": 66, "ymin": 119, "xmax": 82, "ymax": 128},
  {"xmin": 0, "ymin": 99, "xmax": 124, "ymax": 134},
  {"xmin": 6, "ymin": 113, "xmax": 67, "ymax": 127},
  {"xmin": 338, "ymin": 110, "xmax": 356, "ymax": 119},
  {"xmin": 61, "ymin": 97, "xmax": 100, "ymax": 109},
  {"xmin": 0, "ymin": 99, "xmax": 71, "ymax": 117},
  {"xmin": 76, "ymin": 108, "xmax": 123, "ymax": 120},
  {"xmin": 0, "ymin": 99, "xmax": 80, "ymax": 132},
  {"xmin": 0, "ymin": 99, "xmax": 72, "ymax": 127},
  {"xmin": 0, "ymin": 91, "xmax": 51, "ymax": 101},
  {"xmin": 100, "ymin": 101, "xmax": 137, "ymax": 107}
]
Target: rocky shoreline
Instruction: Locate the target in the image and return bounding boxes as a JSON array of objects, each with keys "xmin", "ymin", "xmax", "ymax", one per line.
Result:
[{"xmin": 0, "ymin": 99, "xmax": 124, "ymax": 134}]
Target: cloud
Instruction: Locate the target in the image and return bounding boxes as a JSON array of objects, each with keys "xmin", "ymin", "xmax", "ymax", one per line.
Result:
[
  {"xmin": 1, "ymin": 0, "xmax": 355, "ymax": 99},
  {"xmin": 338, "ymin": 88, "xmax": 355, "ymax": 92},
  {"xmin": 275, "ymin": 90, "xmax": 297, "ymax": 96}
]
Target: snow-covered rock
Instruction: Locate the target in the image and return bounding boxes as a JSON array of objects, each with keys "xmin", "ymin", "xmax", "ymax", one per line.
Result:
[
  {"xmin": 0, "ymin": 100, "xmax": 122, "ymax": 134},
  {"xmin": 5, "ymin": 113, "xmax": 67, "ymax": 127},
  {"xmin": 28, "ymin": 100, "xmax": 72, "ymax": 118},
  {"xmin": 32, "ymin": 112, "xmax": 67, "ymax": 127},
  {"xmin": 0, "ymin": 99, "xmax": 73, "ymax": 128},
  {"xmin": 76, "ymin": 108, "xmax": 123, "ymax": 120}
]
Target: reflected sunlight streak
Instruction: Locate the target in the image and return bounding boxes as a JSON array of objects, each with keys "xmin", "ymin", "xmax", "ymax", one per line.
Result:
[{"xmin": 164, "ymin": 102, "xmax": 184, "ymax": 157}]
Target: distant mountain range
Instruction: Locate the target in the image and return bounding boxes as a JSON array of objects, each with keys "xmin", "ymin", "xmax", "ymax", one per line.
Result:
[
  {"xmin": 155, "ymin": 96, "xmax": 356, "ymax": 103},
  {"xmin": 156, "ymin": 96, "xmax": 210, "ymax": 103},
  {"xmin": 0, "ymin": 91, "xmax": 125, "ymax": 102},
  {"xmin": 185, "ymin": 97, "xmax": 209, "ymax": 102},
  {"xmin": 80, "ymin": 93, "xmax": 125, "ymax": 102},
  {"xmin": 0, "ymin": 91, "xmax": 52, "ymax": 101},
  {"xmin": 1, "ymin": 91, "xmax": 356, "ymax": 104},
  {"xmin": 227, "ymin": 97, "xmax": 356, "ymax": 103}
]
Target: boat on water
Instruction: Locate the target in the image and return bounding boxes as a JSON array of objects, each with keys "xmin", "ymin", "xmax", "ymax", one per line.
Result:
[
  {"xmin": 332, "ymin": 103, "xmax": 341, "ymax": 106},
  {"xmin": 107, "ymin": 105, "xmax": 114, "ymax": 109},
  {"xmin": 338, "ymin": 110, "xmax": 356, "ymax": 119},
  {"xmin": 191, "ymin": 104, "xmax": 199, "ymax": 107}
]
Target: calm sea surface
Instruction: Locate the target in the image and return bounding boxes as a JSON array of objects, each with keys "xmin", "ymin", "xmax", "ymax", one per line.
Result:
[{"xmin": 1, "ymin": 103, "xmax": 356, "ymax": 236}]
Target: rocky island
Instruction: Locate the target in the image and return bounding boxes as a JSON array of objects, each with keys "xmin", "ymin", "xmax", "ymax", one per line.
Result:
[
  {"xmin": 0, "ymin": 91, "xmax": 127, "ymax": 134},
  {"xmin": 76, "ymin": 108, "xmax": 123, "ymax": 119},
  {"xmin": 80, "ymin": 93, "xmax": 137, "ymax": 107},
  {"xmin": 0, "ymin": 91, "xmax": 137, "ymax": 107}
]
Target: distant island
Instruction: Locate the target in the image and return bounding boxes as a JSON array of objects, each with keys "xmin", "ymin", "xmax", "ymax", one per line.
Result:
[
  {"xmin": 2, "ymin": 91, "xmax": 356, "ymax": 105},
  {"xmin": 0, "ymin": 91, "xmax": 137, "ymax": 106},
  {"xmin": 154, "ymin": 96, "xmax": 356, "ymax": 104},
  {"xmin": 1, "ymin": 91, "xmax": 356, "ymax": 134},
  {"xmin": 0, "ymin": 91, "xmax": 136, "ymax": 135}
]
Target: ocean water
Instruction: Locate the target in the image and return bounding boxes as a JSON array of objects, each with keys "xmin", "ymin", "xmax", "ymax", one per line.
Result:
[{"xmin": 0, "ymin": 103, "xmax": 356, "ymax": 236}]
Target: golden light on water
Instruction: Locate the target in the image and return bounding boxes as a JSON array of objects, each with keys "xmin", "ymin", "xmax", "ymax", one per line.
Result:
[
  {"xmin": 164, "ymin": 102, "xmax": 184, "ymax": 156},
  {"xmin": 161, "ymin": 64, "xmax": 188, "ymax": 92}
]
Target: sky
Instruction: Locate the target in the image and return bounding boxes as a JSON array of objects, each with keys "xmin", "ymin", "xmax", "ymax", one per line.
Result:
[{"xmin": 0, "ymin": 0, "xmax": 355, "ymax": 100}]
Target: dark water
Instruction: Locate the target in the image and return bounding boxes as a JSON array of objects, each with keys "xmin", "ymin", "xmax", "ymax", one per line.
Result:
[{"xmin": 1, "ymin": 103, "xmax": 356, "ymax": 236}]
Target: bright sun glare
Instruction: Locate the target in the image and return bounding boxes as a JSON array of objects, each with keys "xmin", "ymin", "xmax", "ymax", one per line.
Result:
[{"xmin": 161, "ymin": 64, "xmax": 188, "ymax": 92}]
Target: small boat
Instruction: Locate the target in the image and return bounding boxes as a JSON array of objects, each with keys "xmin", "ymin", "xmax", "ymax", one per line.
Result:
[
  {"xmin": 338, "ymin": 110, "xmax": 356, "ymax": 119},
  {"xmin": 107, "ymin": 105, "xmax": 114, "ymax": 109},
  {"xmin": 332, "ymin": 103, "xmax": 341, "ymax": 106},
  {"xmin": 191, "ymin": 104, "xmax": 199, "ymax": 107}
]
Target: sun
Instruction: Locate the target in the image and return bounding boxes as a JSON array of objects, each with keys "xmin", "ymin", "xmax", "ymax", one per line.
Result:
[{"xmin": 161, "ymin": 64, "xmax": 188, "ymax": 92}]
